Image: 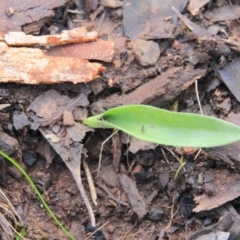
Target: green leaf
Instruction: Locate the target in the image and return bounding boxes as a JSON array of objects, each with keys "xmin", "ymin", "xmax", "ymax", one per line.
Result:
[{"xmin": 83, "ymin": 105, "xmax": 240, "ymax": 148}]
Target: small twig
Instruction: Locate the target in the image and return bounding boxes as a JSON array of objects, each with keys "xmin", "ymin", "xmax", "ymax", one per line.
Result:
[
  {"xmin": 195, "ymin": 80, "xmax": 203, "ymax": 157},
  {"xmin": 83, "ymin": 159, "xmax": 97, "ymax": 206},
  {"xmin": 195, "ymin": 80, "xmax": 203, "ymax": 115},
  {"xmin": 0, "ymin": 104, "xmax": 10, "ymax": 111},
  {"xmin": 69, "ymin": 162, "xmax": 96, "ymax": 228},
  {"xmin": 85, "ymin": 221, "xmax": 109, "ymax": 240},
  {"xmin": 166, "ymin": 191, "xmax": 178, "ymax": 230},
  {"xmin": 165, "ymin": 148, "xmax": 184, "ymax": 167},
  {"xmin": 0, "ymin": 203, "xmax": 18, "ymax": 225},
  {"xmin": 0, "ymin": 212, "xmax": 13, "ymax": 238},
  {"xmin": 161, "ymin": 148, "xmax": 169, "ymax": 164},
  {"xmin": 98, "ymin": 129, "xmax": 119, "ymax": 177},
  {"xmin": 67, "ymin": 9, "xmax": 86, "ymax": 14},
  {"xmin": 127, "ymin": 158, "xmax": 136, "ymax": 174},
  {"xmin": 228, "ymin": 0, "xmax": 240, "ymax": 23},
  {"xmin": 0, "ymin": 212, "xmax": 27, "ymax": 240},
  {"xmin": 72, "ymin": 19, "xmax": 87, "ymax": 22},
  {"xmin": 0, "ymin": 188, "xmax": 21, "ymax": 223},
  {"xmin": 194, "ymin": 148, "xmax": 202, "ymax": 160}
]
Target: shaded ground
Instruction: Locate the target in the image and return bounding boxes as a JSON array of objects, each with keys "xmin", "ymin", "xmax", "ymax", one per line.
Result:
[{"xmin": 1, "ymin": 0, "xmax": 240, "ymax": 239}]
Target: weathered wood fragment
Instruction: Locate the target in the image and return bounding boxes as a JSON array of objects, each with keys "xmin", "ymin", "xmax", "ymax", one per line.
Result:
[
  {"xmin": 0, "ymin": 42, "xmax": 105, "ymax": 84},
  {"xmin": 91, "ymin": 66, "xmax": 206, "ymax": 113},
  {"xmin": 4, "ymin": 28, "xmax": 98, "ymax": 47}
]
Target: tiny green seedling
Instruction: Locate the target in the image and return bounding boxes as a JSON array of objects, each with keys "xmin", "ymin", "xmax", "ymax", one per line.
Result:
[
  {"xmin": 83, "ymin": 105, "xmax": 240, "ymax": 148},
  {"xmin": 174, "ymin": 156, "xmax": 186, "ymax": 179}
]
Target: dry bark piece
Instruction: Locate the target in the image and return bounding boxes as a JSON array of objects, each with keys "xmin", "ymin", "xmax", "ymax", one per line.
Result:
[
  {"xmin": 0, "ymin": 0, "xmax": 68, "ymax": 34},
  {"xmin": 119, "ymin": 174, "xmax": 148, "ymax": 218},
  {"xmin": 0, "ymin": 104, "xmax": 10, "ymax": 111},
  {"xmin": 3, "ymin": 28, "xmax": 98, "ymax": 47},
  {"xmin": 0, "ymin": 42, "xmax": 105, "ymax": 84},
  {"xmin": 0, "ymin": 128, "xmax": 19, "ymax": 156},
  {"xmin": 111, "ymin": 133, "xmax": 121, "ymax": 173},
  {"xmin": 194, "ymin": 169, "xmax": 240, "ymax": 212},
  {"xmin": 90, "ymin": 66, "xmax": 206, "ymax": 113},
  {"xmin": 47, "ymin": 39, "xmax": 114, "ymax": 62}
]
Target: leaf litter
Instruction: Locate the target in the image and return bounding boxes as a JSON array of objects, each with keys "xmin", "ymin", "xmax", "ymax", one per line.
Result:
[{"xmin": 2, "ymin": 0, "xmax": 240, "ymax": 239}]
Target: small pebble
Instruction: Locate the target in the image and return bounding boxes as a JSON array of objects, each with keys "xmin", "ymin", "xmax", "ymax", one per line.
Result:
[
  {"xmin": 204, "ymin": 183, "xmax": 216, "ymax": 196},
  {"xmin": 23, "ymin": 151, "xmax": 37, "ymax": 166},
  {"xmin": 203, "ymin": 217, "xmax": 212, "ymax": 226},
  {"xmin": 13, "ymin": 111, "xmax": 29, "ymax": 130},
  {"xmin": 132, "ymin": 39, "xmax": 160, "ymax": 67},
  {"xmin": 6, "ymin": 7, "xmax": 14, "ymax": 17},
  {"xmin": 63, "ymin": 111, "xmax": 75, "ymax": 126},
  {"xmin": 203, "ymin": 169, "xmax": 214, "ymax": 182}
]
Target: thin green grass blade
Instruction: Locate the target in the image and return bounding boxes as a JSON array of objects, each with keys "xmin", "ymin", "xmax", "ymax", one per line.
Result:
[{"xmin": 83, "ymin": 105, "xmax": 240, "ymax": 148}]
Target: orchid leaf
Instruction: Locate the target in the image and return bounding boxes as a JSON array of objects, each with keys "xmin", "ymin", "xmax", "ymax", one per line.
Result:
[{"xmin": 83, "ymin": 105, "xmax": 240, "ymax": 148}]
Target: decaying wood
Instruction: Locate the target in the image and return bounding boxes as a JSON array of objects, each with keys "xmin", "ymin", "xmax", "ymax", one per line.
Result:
[
  {"xmin": 91, "ymin": 66, "xmax": 206, "ymax": 113},
  {"xmin": 111, "ymin": 132, "xmax": 121, "ymax": 172},
  {"xmin": 47, "ymin": 39, "xmax": 114, "ymax": 62},
  {"xmin": 3, "ymin": 28, "xmax": 98, "ymax": 47},
  {"xmin": 0, "ymin": 42, "xmax": 105, "ymax": 84}
]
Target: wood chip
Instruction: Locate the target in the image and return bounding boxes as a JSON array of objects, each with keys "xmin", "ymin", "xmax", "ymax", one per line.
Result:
[
  {"xmin": 91, "ymin": 65, "xmax": 206, "ymax": 113},
  {"xmin": 112, "ymin": 132, "xmax": 121, "ymax": 172},
  {"xmin": 0, "ymin": 42, "xmax": 105, "ymax": 84},
  {"xmin": 47, "ymin": 39, "xmax": 114, "ymax": 62},
  {"xmin": 3, "ymin": 28, "xmax": 98, "ymax": 47}
]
